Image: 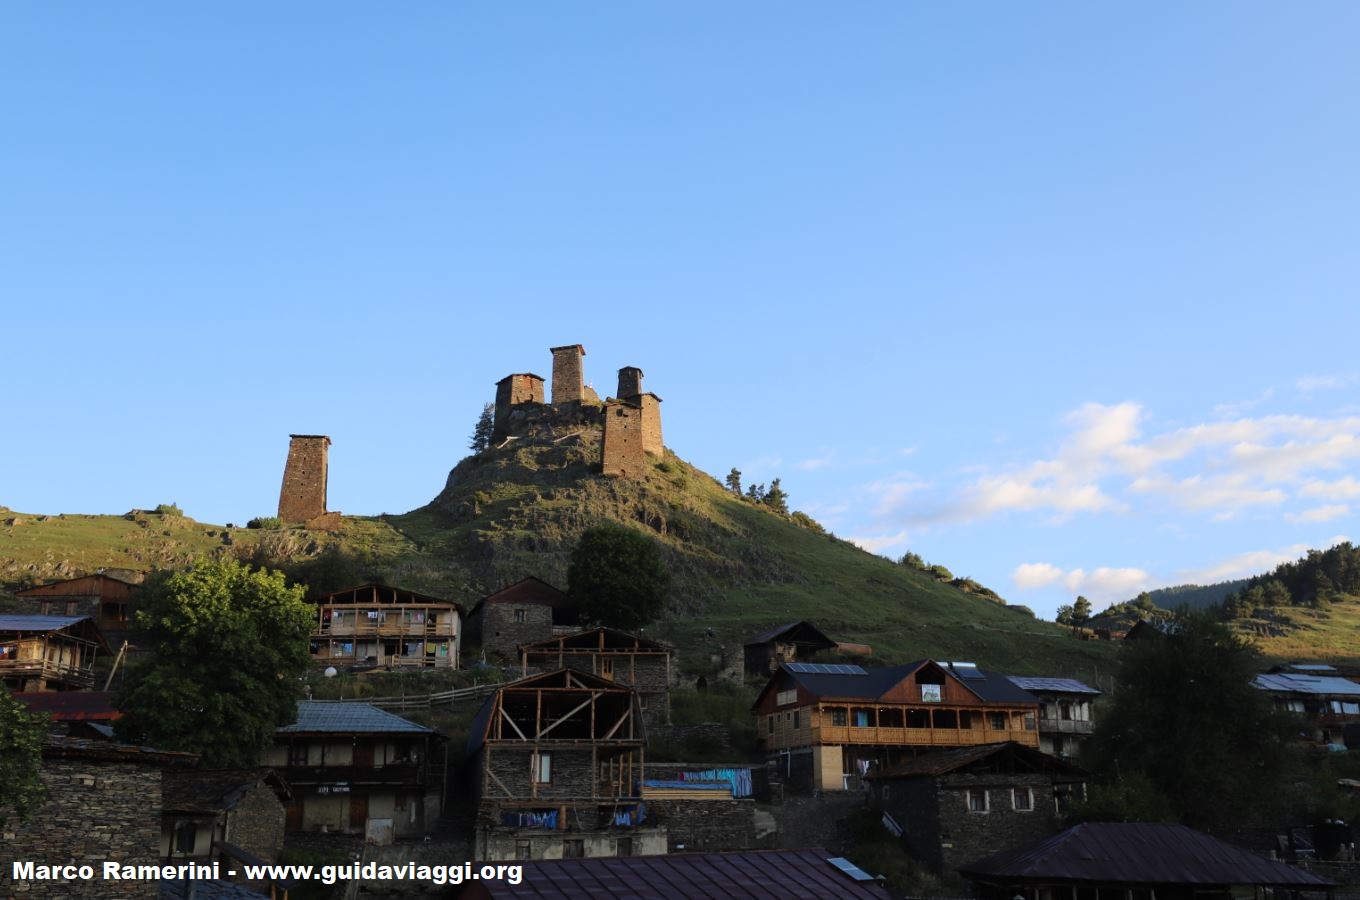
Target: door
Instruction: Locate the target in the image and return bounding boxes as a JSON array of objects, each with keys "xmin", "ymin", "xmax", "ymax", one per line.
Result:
[
  {"xmin": 353, "ymin": 742, "xmax": 375, "ymax": 768},
  {"xmin": 349, "ymin": 794, "xmax": 369, "ymax": 832}
]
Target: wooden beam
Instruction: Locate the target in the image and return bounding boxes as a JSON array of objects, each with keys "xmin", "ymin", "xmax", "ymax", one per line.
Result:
[
  {"xmin": 499, "ymin": 706, "xmax": 528, "ymax": 741},
  {"xmin": 539, "ymin": 693, "xmax": 599, "ymax": 739},
  {"xmin": 602, "ymin": 705, "xmax": 631, "ymax": 740}
]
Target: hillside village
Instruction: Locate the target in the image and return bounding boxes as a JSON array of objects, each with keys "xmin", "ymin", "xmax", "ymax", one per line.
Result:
[{"xmin": 2, "ymin": 346, "xmax": 1359, "ymax": 899}]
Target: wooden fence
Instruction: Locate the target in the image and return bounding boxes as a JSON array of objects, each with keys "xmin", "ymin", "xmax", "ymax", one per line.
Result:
[{"xmin": 309, "ymin": 681, "xmax": 500, "ymax": 710}]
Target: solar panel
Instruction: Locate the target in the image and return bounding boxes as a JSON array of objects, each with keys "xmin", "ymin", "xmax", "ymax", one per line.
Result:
[
  {"xmin": 825, "ymin": 857, "xmax": 876, "ymax": 882},
  {"xmin": 949, "ymin": 662, "xmax": 986, "ymax": 680},
  {"xmin": 785, "ymin": 662, "xmax": 868, "ymax": 676}
]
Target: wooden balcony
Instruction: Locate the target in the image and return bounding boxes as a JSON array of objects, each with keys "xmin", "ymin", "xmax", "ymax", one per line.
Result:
[
  {"xmin": 808, "ymin": 724, "xmax": 1038, "ymax": 748},
  {"xmin": 318, "ymin": 622, "xmax": 451, "ymax": 638},
  {"xmin": 0, "ymin": 658, "xmax": 96, "ymax": 688},
  {"xmin": 1037, "ymin": 718, "xmax": 1095, "ymax": 735}
]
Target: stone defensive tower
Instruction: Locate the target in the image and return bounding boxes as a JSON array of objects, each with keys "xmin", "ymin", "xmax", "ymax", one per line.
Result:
[
  {"xmin": 602, "ymin": 365, "xmax": 664, "ymax": 477},
  {"xmin": 278, "ymin": 435, "xmax": 330, "ymax": 522},
  {"xmin": 494, "ymin": 373, "xmax": 545, "ymax": 434},
  {"xmin": 550, "ymin": 344, "xmax": 586, "ymax": 404},
  {"xmin": 616, "ymin": 366, "xmax": 644, "ymax": 400}
]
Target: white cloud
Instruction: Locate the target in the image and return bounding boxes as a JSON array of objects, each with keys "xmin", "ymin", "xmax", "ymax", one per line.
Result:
[
  {"xmin": 847, "ymin": 531, "xmax": 910, "ymax": 555},
  {"xmin": 1297, "ymin": 373, "xmax": 1360, "ymax": 392},
  {"xmin": 1174, "ymin": 540, "xmax": 1347, "ymax": 584},
  {"xmin": 1286, "ymin": 504, "xmax": 1351, "ymax": 524},
  {"xmin": 795, "ymin": 456, "xmax": 833, "ymax": 471},
  {"xmin": 1300, "ymin": 476, "xmax": 1360, "ymax": 501},
  {"xmin": 1011, "ymin": 562, "xmax": 1065, "ymax": 590}
]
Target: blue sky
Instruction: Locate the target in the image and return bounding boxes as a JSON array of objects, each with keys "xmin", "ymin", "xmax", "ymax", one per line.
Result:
[{"xmin": 4, "ymin": 4, "xmax": 1359, "ymax": 621}]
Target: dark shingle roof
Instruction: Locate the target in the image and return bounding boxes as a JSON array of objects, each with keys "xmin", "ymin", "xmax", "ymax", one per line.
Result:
[
  {"xmin": 869, "ymin": 742, "xmax": 1088, "ymax": 780},
  {"xmin": 162, "ymin": 769, "xmax": 289, "ymax": 814},
  {"xmin": 743, "ymin": 621, "xmax": 837, "ymax": 649},
  {"xmin": 779, "ymin": 660, "xmax": 1039, "ymax": 705},
  {"xmin": 277, "ymin": 701, "xmax": 432, "ymax": 735},
  {"xmin": 1006, "ymin": 676, "xmax": 1102, "ymax": 695},
  {"xmin": 959, "ymin": 822, "xmax": 1334, "ymax": 886},
  {"xmin": 455, "ymin": 848, "xmax": 891, "ymax": 899}
]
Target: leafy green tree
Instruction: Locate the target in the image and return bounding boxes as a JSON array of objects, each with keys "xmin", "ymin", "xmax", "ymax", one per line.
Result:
[
  {"xmin": 926, "ymin": 564, "xmax": 954, "ymax": 581},
  {"xmin": 898, "ymin": 551, "xmax": 925, "ymax": 570},
  {"xmin": 1067, "ymin": 771, "xmax": 1177, "ymax": 824},
  {"xmin": 725, "ymin": 468, "xmax": 742, "ymax": 495},
  {"xmin": 114, "ymin": 559, "xmax": 313, "ymax": 767},
  {"xmin": 1072, "ymin": 595, "xmax": 1093, "ymax": 631},
  {"xmin": 470, "ymin": 403, "xmax": 495, "ymax": 453},
  {"xmin": 1133, "ymin": 592, "xmax": 1156, "ymax": 614},
  {"xmin": 0, "ymin": 685, "xmax": 46, "ymax": 825},
  {"xmin": 567, "ymin": 525, "xmax": 671, "ymax": 631},
  {"xmin": 1055, "ymin": 604, "xmax": 1075, "ymax": 626},
  {"xmin": 1087, "ymin": 611, "xmax": 1295, "ymax": 830},
  {"xmin": 1262, "ymin": 579, "xmax": 1291, "ymax": 608},
  {"xmin": 745, "ymin": 483, "xmax": 765, "ymax": 502},
  {"xmin": 763, "ymin": 478, "xmax": 789, "ymax": 515}
]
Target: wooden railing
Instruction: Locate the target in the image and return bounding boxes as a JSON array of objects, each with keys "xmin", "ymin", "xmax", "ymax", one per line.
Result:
[
  {"xmin": 308, "ymin": 682, "xmax": 499, "ymax": 711},
  {"xmin": 810, "ymin": 724, "xmax": 1038, "ymax": 747}
]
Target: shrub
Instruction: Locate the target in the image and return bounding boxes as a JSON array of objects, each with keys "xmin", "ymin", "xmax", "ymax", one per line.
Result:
[
  {"xmin": 247, "ymin": 516, "xmax": 283, "ymax": 530},
  {"xmin": 154, "ymin": 503, "xmax": 183, "ymax": 517}
]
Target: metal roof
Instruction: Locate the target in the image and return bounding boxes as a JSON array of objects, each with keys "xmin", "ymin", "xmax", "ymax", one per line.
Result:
[
  {"xmin": 869, "ymin": 741, "xmax": 1089, "ymax": 780},
  {"xmin": 777, "ymin": 660, "xmax": 1039, "ymax": 705},
  {"xmin": 0, "ymin": 614, "xmax": 94, "ymax": 632},
  {"xmin": 14, "ymin": 691, "xmax": 120, "ymax": 721},
  {"xmin": 1006, "ymin": 676, "xmax": 1102, "ymax": 695},
  {"xmin": 785, "ymin": 662, "xmax": 867, "ymax": 676},
  {"xmin": 1252, "ymin": 673, "xmax": 1360, "ymax": 697},
  {"xmin": 277, "ymin": 701, "xmax": 432, "ymax": 735},
  {"xmin": 453, "ymin": 848, "xmax": 892, "ymax": 899},
  {"xmin": 743, "ymin": 621, "xmax": 837, "ymax": 648},
  {"xmin": 958, "ymin": 822, "xmax": 1334, "ymax": 886}
]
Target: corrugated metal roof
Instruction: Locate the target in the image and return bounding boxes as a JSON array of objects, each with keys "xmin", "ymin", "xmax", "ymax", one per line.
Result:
[
  {"xmin": 1253, "ymin": 673, "xmax": 1360, "ymax": 696},
  {"xmin": 959, "ymin": 822, "xmax": 1334, "ymax": 886},
  {"xmin": 780, "ymin": 661, "xmax": 1039, "ymax": 705},
  {"xmin": 456, "ymin": 848, "xmax": 892, "ymax": 899},
  {"xmin": 0, "ymin": 614, "xmax": 93, "ymax": 632},
  {"xmin": 1006, "ymin": 676, "xmax": 1102, "ymax": 695},
  {"xmin": 869, "ymin": 741, "xmax": 1088, "ymax": 780},
  {"xmin": 277, "ymin": 701, "xmax": 432, "ymax": 735}
]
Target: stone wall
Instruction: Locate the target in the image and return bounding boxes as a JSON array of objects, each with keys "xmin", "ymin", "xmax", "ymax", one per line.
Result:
[
  {"xmin": 278, "ymin": 435, "xmax": 330, "ymax": 523},
  {"xmin": 493, "ymin": 374, "xmax": 545, "ymax": 433},
  {"xmin": 483, "ymin": 747, "xmax": 603, "ymax": 804},
  {"xmin": 601, "ymin": 401, "xmax": 646, "ymax": 478},
  {"xmin": 549, "ymin": 345, "xmax": 585, "ymax": 405},
  {"xmin": 479, "ymin": 605, "xmax": 554, "ymax": 662},
  {"xmin": 644, "ymin": 799, "xmax": 756, "ymax": 852},
  {"xmin": 478, "ymin": 826, "xmax": 666, "ymax": 862},
  {"xmin": 646, "ymin": 724, "xmax": 732, "ymax": 754},
  {"xmin": 1, "ymin": 760, "xmax": 163, "ymax": 899},
  {"xmin": 616, "ymin": 367, "xmax": 643, "ymax": 399},
  {"xmin": 227, "ymin": 781, "xmax": 286, "ymax": 867},
  {"xmin": 638, "ymin": 394, "xmax": 663, "ymax": 457}
]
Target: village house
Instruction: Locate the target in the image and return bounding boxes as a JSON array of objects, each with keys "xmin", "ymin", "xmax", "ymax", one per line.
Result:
[
  {"xmin": 160, "ymin": 769, "xmax": 290, "ymax": 890},
  {"xmin": 15, "ymin": 571, "xmax": 143, "ymax": 635},
  {"xmin": 867, "ymin": 742, "xmax": 1088, "ymax": 875},
  {"xmin": 1004, "ymin": 677, "xmax": 1100, "ymax": 760},
  {"xmin": 14, "ymin": 690, "xmax": 121, "ymax": 739},
  {"xmin": 742, "ymin": 621, "xmax": 838, "ymax": 678},
  {"xmin": 466, "ymin": 577, "xmax": 581, "ymax": 662},
  {"xmin": 308, "ymin": 583, "xmax": 462, "ymax": 670},
  {"xmin": 450, "ymin": 848, "xmax": 892, "ymax": 899},
  {"xmin": 469, "ymin": 668, "xmax": 663, "ymax": 861},
  {"xmin": 264, "ymin": 701, "xmax": 445, "ymax": 840},
  {"xmin": 0, "ymin": 614, "xmax": 111, "ymax": 691},
  {"xmin": 1253, "ymin": 665, "xmax": 1360, "ymax": 747},
  {"xmin": 959, "ymin": 822, "xmax": 1335, "ymax": 899},
  {"xmin": 753, "ymin": 660, "xmax": 1041, "ymax": 791},
  {"xmin": 519, "ymin": 627, "xmax": 674, "ymax": 727},
  {"xmin": 2, "ymin": 736, "xmax": 197, "ymax": 900}
]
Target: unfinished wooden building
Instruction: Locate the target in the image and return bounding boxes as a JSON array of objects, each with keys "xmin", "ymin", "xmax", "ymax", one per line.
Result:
[
  {"xmin": 519, "ymin": 627, "xmax": 674, "ymax": 727},
  {"xmin": 0, "ymin": 615, "xmax": 111, "ymax": 692},
  {"xmin": 468, "ymin": 669, "xmax": 661, "ymax": 860},
  {"xmin": 309, "ymin": 583, "xmax": 462, "ymax": 670}
]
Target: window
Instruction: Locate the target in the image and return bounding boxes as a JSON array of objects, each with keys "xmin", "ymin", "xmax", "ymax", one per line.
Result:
[
  {"xmin": 989, "ymin": 712, "xmax": 1007, "ymax": 731},
  {"xmin": 288, "ymin": 744, "xmax": 308, "ymax": 767},
  {"xmin": 515, "ymin": 840, "xmax": 533, "ymax": 860},
  {"xmin": 174, "ymin": 822, "xmax": 197, "ymax": 854},
  {"xmin": 831, "ymin": 709, "xmax": 847, "ymax": 727},
  {"xmin": 852, "ymin": 709, "xmax": 871, "ymax": 728},
  {"xmin": 776, "ymin": 689, "xmax": 798, "ymax": 707},
  {"xmin": 966, "ymin": 789, "xmax": 989, "ymax": 813},
  {"xmin": 768, "ymin": 716, "xmax": 775, "ymax": 735},
  {"xmin": 600, "ymin": 658, "xmax": 614, "ymax": 680},
  {"xmin": 563, "ymin": 839, "xmax": 584, "ymax": 858},
  {"xmin": 1012, "ymin": 787, "xmax": 1034, "ymax": 811},
  {"xmin": 1023, "ymin": 713, "xmax": 1036, "ymax": 731},
  {"xmin": 920, "ymin": 684, "xmax": 942, "ymax": 703},
  {"xmin": 66, "ymin": 601, "xmax": 78, "ymax": 615},
  {"xmin": 792, "ymin": 711, "xmax": 800, "ymax": 729},
  {"xmin": 616, "ymin": 837, "xmax": 633, "ymax": 857},
  {"xmin": 532, "ymin": 752, "xmax": 552, "ymax": 784},
  {"xmin": 513, "ymin": 609, "xmax": 527, "ymax": 623}
]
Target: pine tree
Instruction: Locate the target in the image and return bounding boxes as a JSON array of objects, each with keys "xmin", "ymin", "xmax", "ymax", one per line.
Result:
[
  {"xmin": 725, "ymin": 468, "xmax": 742, "ymax": 495},
  {"xmin": 763, "ymin": 478, "xmax": 789, "ymax": 515},
  {"xmin": 470, "ymin": 403, "xmax": 495, "ymax": 453}
]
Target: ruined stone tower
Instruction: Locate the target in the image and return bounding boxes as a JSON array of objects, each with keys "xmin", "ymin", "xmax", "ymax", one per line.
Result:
[
  {"xmin": 550, "ymin": 344, "xmax": 586, "ymax": 404},
  {"xmin": 494, "ymin": 373, "xmax": 545, "ymax": 434},
  {"xmin": 278, "ymin": 435, "xmax": 330, "ymax": 522}
]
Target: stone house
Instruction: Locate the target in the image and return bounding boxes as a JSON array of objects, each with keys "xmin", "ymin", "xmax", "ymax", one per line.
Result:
[
  {"xmin": 1, "ymin": 736, "xmax": 197, "ymax": 900},
  {"xmin": 309, "ymin": 583, "xmax": 462, "ymax": 671},
  {"xmin": 742, "ymin": 621, "xmax": 837, "ymax": 678},
  {"xmin": 469, "ymin": 668, "xmax": 657, "ymax": 861},
  {"xmin": 160, "ymin": 769, "xmax": 290, "ymax": 880},
  {"xmin": 15, "ymin": 572, "xmax": 142, "ymax": 636},
  {"xmin": 519, "ymin": 627, "xmax": 674, "ymax": 727},
  {"xmin": 264, "ymin": 701, "xmax": 445, "ymax": 839},
  {"xmin": 1003, "ymin": 676, "xmax": 1101, "ymax": 760},
  {"xmin": 0, "ymin": 615, "xmax": 111, "ymax": 691},
  {"xmin": 752, "ymin": 660, "xmax": 1041, "ymax": 791},
  {"xmin": 465, "ymin": 577, "xmax": 581, "ymax": 662},
  {"xmin": 867, "ymin": 741, "xmax": 1087, "ymax": 875}
]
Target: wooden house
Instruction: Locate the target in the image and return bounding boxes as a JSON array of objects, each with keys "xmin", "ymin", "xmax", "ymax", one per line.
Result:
[
  {"xmin": 469, "ymin": 669, "xmax": 662, "ymax": 861},
  {"xmin": 742, "ymin": 621, "xmax": 837, "ymax": 677},
  {"xmin": 160, "ymin": 768, "xmax": 291, "ymax": 890},
  {"xmin": 752, "ymin": 660, "xmax": 1041, "ymax": 791},
  {"xmin": 0, "ymin": 615, "xmax": 111, "ymax": 691},
  {"xmin": 1253, "ymin": 667, "xmax": 1360, "ymax": 746},
  {"xmin": 1004, "ymin": 677, "xmax": 1100, "ymax": 760},
  {"xmin": 15, "ymin": 572, "xmax": 142, "ymax": 635},
  {"xmin": 309, "ymin": 583, "xmax": 462, "ymax": 670},
  {"xmin": 264, "ymin": 701, "xmax": 445, "ymax": 839},
  {"xmin": 519, "ymin": 627, "xmax": 673, "ymax": 727},
  {"xmin": 959, "ymin": 822, "xmax": 1334, "ymax": 899},
  {"xmin": 867, "ymin": 742, "xmax": 1088, "ymax": 875}
]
